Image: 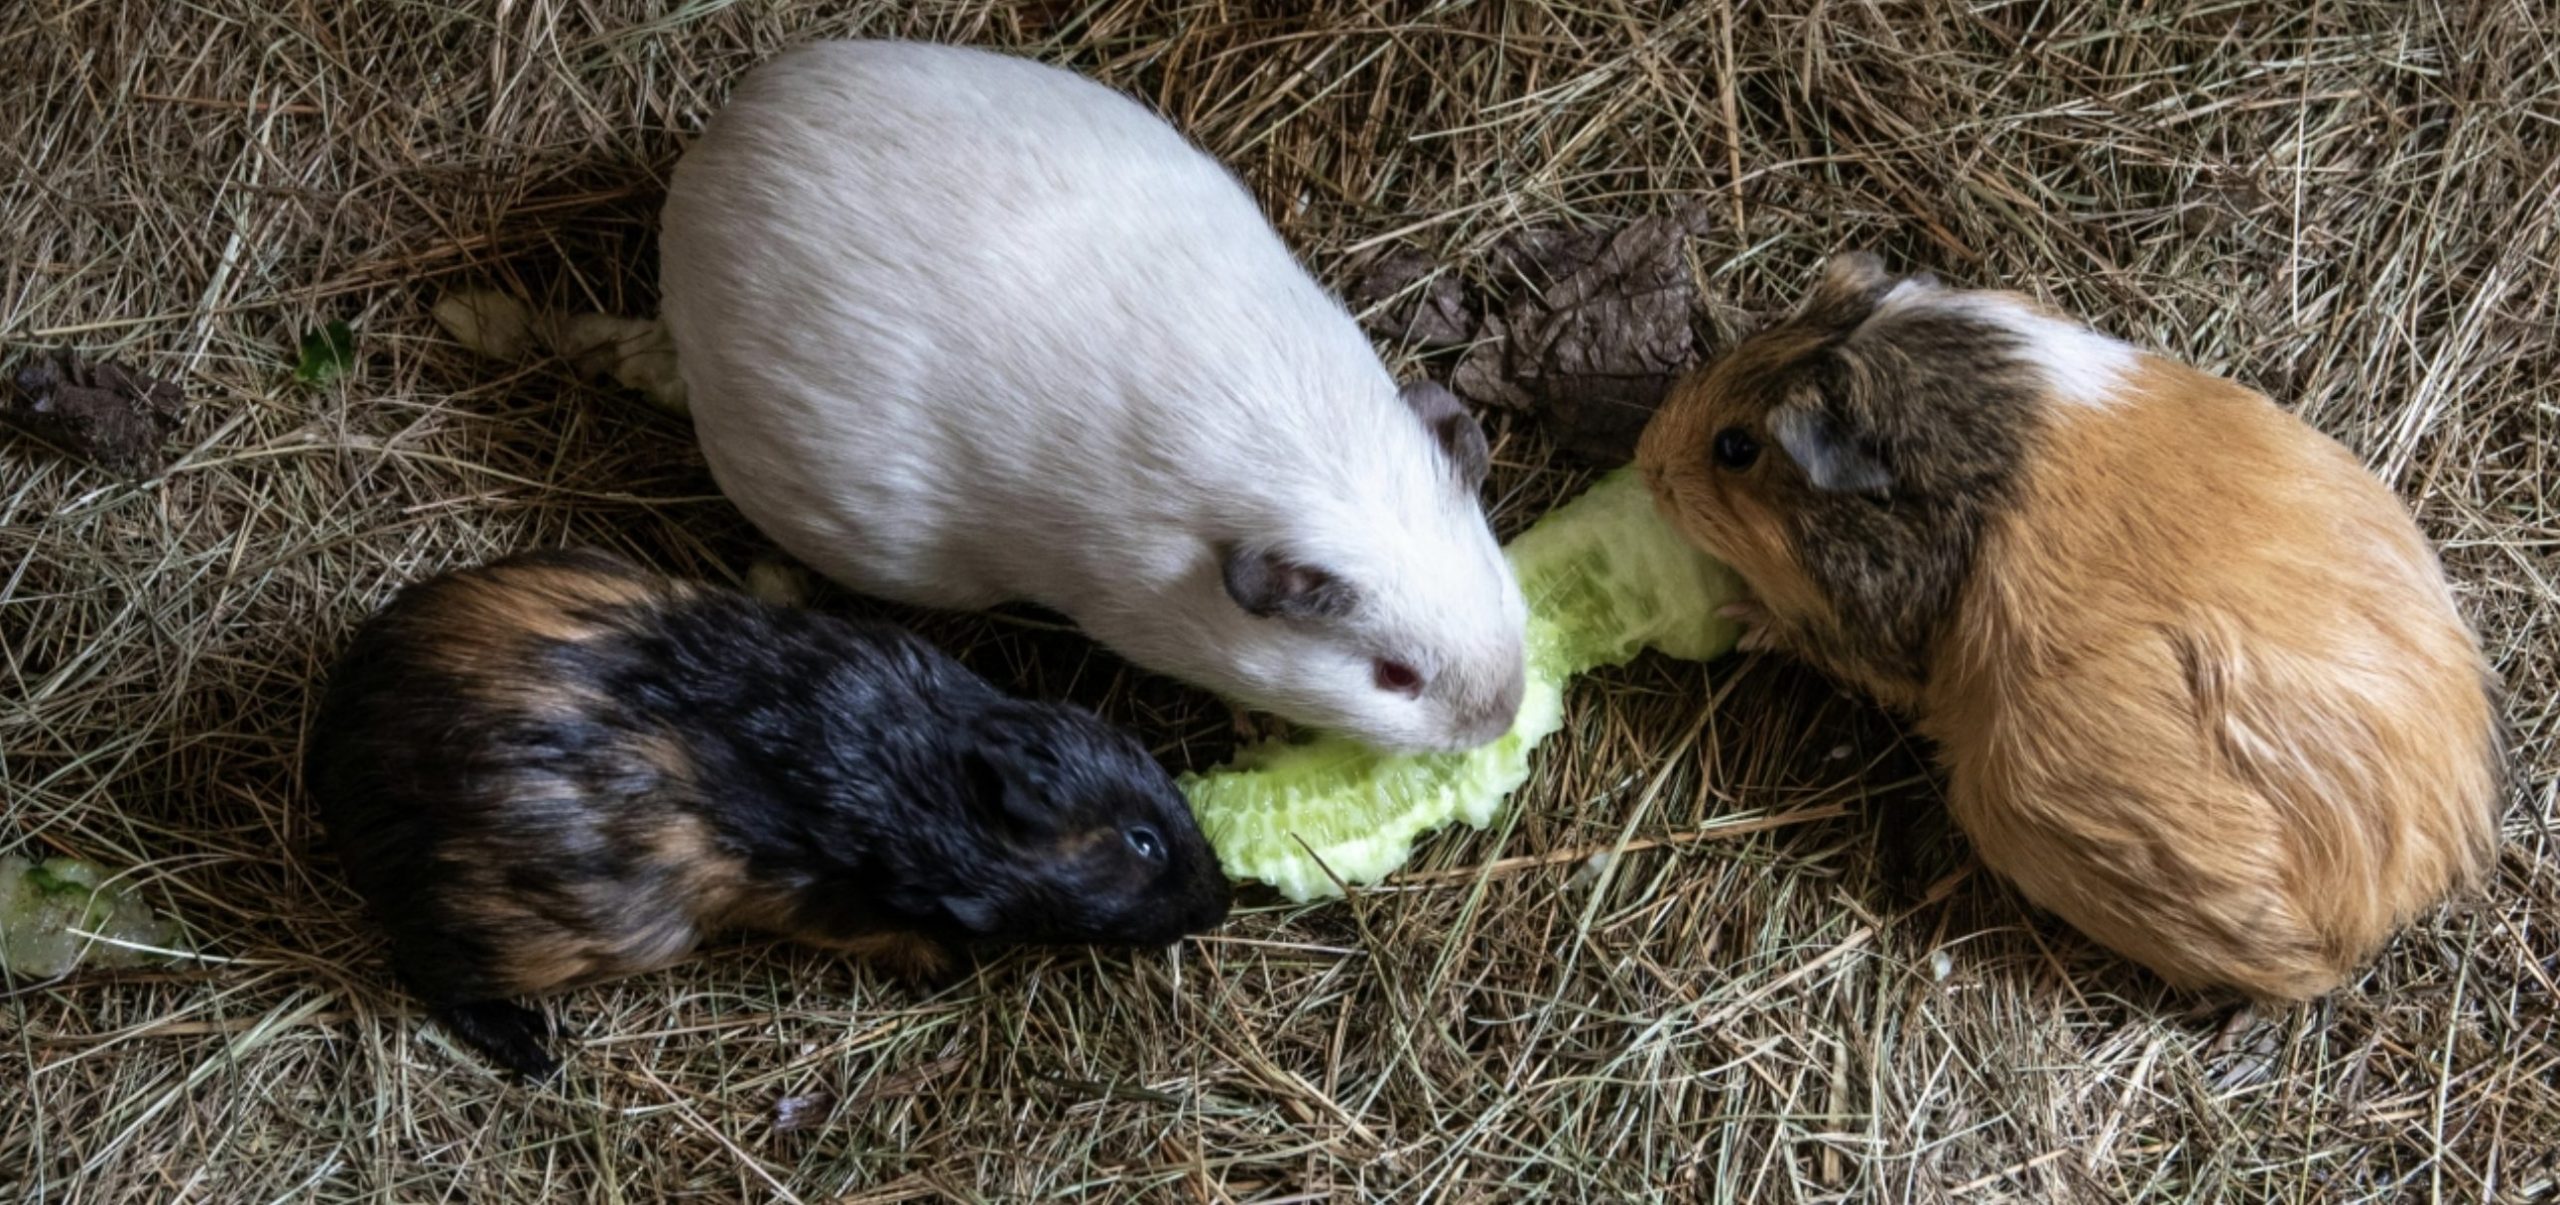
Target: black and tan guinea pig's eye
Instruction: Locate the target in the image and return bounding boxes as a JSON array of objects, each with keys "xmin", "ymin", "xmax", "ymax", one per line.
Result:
[
  {"xmin": 1712, "ymin": 427, "xmax": 1761, "ymax": 470},
  {"xmin": 1126, "ymin": 825, "xmax": 1166, "ymax": 861},
  {"xmin": 1372, "ymin": 659, "xmax": 1423, "ymax": 697}
]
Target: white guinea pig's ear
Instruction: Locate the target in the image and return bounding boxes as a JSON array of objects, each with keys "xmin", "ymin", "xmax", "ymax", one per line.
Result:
[
  {"xmin": 1221, "ymin": 545, "xmax": 1357, "ymax": 621},
  {"xmin": 1399, "ymin": 379, "xmax": 1491, "ymax": 490},
  {"xmin": 1772, "ymin": 406, "xmax": 1894, "ymax": 496}
]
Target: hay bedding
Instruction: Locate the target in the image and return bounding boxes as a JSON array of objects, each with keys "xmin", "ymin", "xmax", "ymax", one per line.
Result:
[{"xmin": 2, "ymin": 1, "xmax": 2554, "ymax": 1200}]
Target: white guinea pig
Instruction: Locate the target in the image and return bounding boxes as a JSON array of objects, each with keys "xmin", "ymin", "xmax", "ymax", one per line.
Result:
[{"xmin": 659, "ymin": 41, "xmax": 1526, "ymax": 753}]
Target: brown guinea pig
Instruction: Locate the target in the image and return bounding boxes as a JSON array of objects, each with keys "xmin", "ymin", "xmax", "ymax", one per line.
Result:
[
  {"xmin": 306, "ymin": 548, "xmax": 1230, "ymax": 1078},
  {"xmin": 1635, "ymin": 253, "xmax": 2503, "ymax": 1000}
]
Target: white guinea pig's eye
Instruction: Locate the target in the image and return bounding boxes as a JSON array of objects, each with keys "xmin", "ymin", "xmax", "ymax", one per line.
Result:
[{"xmin": 1372, "ymin": 659, "xmax": 1424, "ymax": 698}]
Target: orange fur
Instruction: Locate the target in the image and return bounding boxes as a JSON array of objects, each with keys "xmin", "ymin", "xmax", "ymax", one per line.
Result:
[
  {"xmin": 1640, "ymin": 271, "xmax": 2502, "ymax": 999},
  {"xmin": 1933, "ymin": 359, "xmax": 2500, "ymax": 996}
]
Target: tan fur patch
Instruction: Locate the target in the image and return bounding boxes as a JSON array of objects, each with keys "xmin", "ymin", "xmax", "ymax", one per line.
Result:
[
  {"xmin": 406, "ymin": 556, "xmax": 685, "ymax": 713},
  {"xmin": 1044, "ymin": 827, "xmax": 1110, "ymax": 862},
  {"xmin": 452, "ymin": 786, "xmax": 756, "ymax": 995},
  {"xmin": 448, "ymin": 882, "xmax": 609, "ymax": 996},
  {"xmin": 1929, "ymin": 359, "xmax": 2501, "ymax": 998},
  {"xmin": 633, "ymin": 806, "xmax": 798, "ymax": 935},
  {"xmin": 814, "ymin": 930, "xmax": 956, "ymax": 985},
  {"xmin": 639, "ymin": 809, "xmax": 956, "ymax": 977}
]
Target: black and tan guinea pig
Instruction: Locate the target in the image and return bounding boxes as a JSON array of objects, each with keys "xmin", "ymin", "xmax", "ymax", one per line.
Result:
[
  {"xmin": 305, "ymin": 547, "xmax": 1230, "ymax": 1078},
  {"xmin": 1636, "ymin": 253, "xmax": 2503, "ymax": 1001}
]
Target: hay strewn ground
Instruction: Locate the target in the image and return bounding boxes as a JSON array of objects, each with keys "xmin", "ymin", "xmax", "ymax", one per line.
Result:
[{"xmin": 4, "ymin": 1, "xmax": 2555, "ymax": 1201}]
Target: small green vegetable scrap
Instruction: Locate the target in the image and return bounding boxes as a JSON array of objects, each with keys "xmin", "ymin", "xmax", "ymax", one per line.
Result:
[
  {"xmin": 294, "ymin": 320, "xmax": 357, "ymax": 385},
  {"xmin": 0, "ymin": 855, "xmax": 183, "ymax": 979},
  {"xmin": 1180, "ymin": 469, "xmax": 1746, "ymax": 900}
]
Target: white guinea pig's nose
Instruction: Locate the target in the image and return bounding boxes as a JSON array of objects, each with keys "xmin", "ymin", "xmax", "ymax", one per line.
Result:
[{"xmin": 1458, "ymin": 670, "xmax": 1527, "ymax": 746}]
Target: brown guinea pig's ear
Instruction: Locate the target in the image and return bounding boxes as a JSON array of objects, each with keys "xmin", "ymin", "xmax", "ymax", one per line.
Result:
[
  {"xmin": 1399, "ymin": 379, "xmax": 1491, "ymax": 489},
  {"xmin": 1772, "ymin": 406, "xmax": 1894, "ymax": 496},
  {"xmin": 1797, "ymin": 251, "xmax": 1899, "ymax": 332},
  {"xmin": 1221, "ymin": 545, "xmax": 1358, "ymax": 620}
]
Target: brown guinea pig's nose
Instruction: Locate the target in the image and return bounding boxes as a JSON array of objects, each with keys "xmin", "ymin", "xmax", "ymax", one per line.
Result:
[{"xmin": 1635, "ymin": 455, "xmax": 1666, "ymax": 495}]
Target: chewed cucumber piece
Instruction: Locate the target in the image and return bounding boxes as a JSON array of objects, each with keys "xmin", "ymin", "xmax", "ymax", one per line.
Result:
[
  {"xmin": 1181, "ymin": 470, "xmax": 1744, "ymax": 900},
  {"xmin": 1185, "ymin": 671, "xmax": 1567, "ymax": 900},
  {"xmin": 1509, "ymin": 467, "xmax": 1744, "ymax": 668},
  {"xmin": 0, "ymin": 854, "xmax": 183, "ymax": 979}
]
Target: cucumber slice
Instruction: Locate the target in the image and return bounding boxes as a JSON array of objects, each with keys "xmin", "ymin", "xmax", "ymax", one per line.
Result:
[
  {"xmin": 0, "ymin": 854, "xmax": 183, "ymax": 979},
  {"xmin": 1180, "ymin": 469, "xmax": 1744, "ymax": 900}
]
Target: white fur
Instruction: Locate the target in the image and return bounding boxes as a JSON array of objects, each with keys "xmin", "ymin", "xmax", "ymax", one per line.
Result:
[
  {"xmin": 1880, "ymin": 283, "xmax": 2140, "ymax": 409},
  {"xmin": 660, "ymin": 41, "xmax": 1526, "ymax": 753}
]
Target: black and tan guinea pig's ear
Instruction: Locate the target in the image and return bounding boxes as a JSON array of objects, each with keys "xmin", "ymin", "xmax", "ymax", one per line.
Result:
[
  {"xmin": 962, "ymin": 706, "xmax": 1069, "ymax": 837},
  {"xmin": 1220, "ymin": 545, "xmax": 1358, "ymax": 620},
  {"xmin": 1796, "ymin": 251, "xmax": 1901, "ymax": 332},
  {"xmin": 1398, "ymin": 379, "xmax": 1491, "ymax": 490},
  {"xmin": 1772, "ymin": 406, "xmax": 1894, "ymax": 496}
]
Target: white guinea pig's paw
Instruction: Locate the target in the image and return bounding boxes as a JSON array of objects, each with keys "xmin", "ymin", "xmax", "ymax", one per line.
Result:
[
  {"xmin": 1718, "ymin": 598, "xmax": 1778, "ymax": 653},
  {"xmin": 544, "ymin": 312, "xmax": 690, "ymax": 418},
  {"xmin": 432, "ymin": 290, "xmax": 540, "ymax": 363},
  {"xmin": 743, "ymin": 557, "xmax": 814, "ymax": 609}
]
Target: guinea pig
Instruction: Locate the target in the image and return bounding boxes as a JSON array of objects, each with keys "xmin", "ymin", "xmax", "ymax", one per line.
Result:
[
  {"xmin": 305, "ymin": 547, "xmax": 1230, "ymax": 1078},
  {"xmin": 1635, "ymin": 253, "xmax": 2504, "ymax": 1000},
  {"xmin": 658, "ymin": 40, "xmax": 1527, "ymax": 754}
]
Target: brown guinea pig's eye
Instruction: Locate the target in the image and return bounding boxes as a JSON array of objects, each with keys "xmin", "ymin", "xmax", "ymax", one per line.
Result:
[{"xmin": 1713, "ymin": 427, "xmax": 1761, "ymax": 470}]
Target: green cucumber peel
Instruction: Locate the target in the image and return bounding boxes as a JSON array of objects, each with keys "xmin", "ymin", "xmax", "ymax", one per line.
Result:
[
  {"xmin": 0, "ymin": 855, "xmax": 183, "ymax": 979},
  {"xmin": 1180, "ymin": 468, "xmax": 1746, "ymax": 900}
]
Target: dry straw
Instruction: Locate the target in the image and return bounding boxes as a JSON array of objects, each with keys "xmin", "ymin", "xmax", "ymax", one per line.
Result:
[{"xmin": 3, "ymin": 1, "xmax": 2554, "ymax": 1201}]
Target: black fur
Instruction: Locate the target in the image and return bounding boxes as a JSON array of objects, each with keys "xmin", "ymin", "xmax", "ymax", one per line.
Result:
[
  {"xmin": 435, "ymin": 999, "xmax": 563, "ymax": 1082},
  {"xmin": 306, "ymin": 548, "xmax": 1230, "ymax": 1077}
]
